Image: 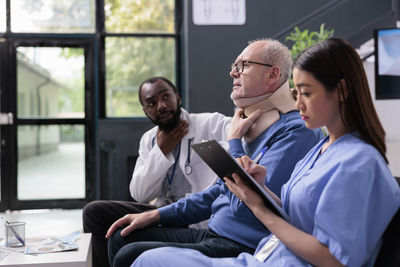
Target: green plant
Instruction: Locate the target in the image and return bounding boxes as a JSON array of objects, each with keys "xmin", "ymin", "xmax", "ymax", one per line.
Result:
[
  {"xmin": 286, "ymin": 23, "xmax": 334, "ymax": 62},
  {"xmin": 286, "ymin": 24, "xmax": 333, "ymax": 137},
  {"xmin": 285, "ymin": 23, "xmax": 334, "ymax": 89}
]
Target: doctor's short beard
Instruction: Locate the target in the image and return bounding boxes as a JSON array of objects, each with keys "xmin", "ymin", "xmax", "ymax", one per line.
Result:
[{"xmin": 151, "ymin": 107, "xmax": 182, "ymax": 133}]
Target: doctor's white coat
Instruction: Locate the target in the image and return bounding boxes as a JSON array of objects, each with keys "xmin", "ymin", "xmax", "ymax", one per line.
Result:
[{"xmin": 129, "ymin": 108, "xmax": 231, "ymax": 203}]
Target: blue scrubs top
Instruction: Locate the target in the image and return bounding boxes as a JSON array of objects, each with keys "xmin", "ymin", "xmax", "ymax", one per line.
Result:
[{"xmin": 132, "ymin": 133, "xmax": 400, "ymax": 267}]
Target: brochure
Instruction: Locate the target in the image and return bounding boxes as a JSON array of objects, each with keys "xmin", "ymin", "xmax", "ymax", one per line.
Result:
[
  {"xmin": 0, "ymin": 230, "xmax": 80, "ymax": 256},
  {"xmin": 24, "ymin": 230, "xmax": 80, "ymax": 255}
]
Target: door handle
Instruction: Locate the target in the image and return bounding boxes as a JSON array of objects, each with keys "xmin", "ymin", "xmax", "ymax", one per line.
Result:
[{"xmin": 0, "ymin": 113, "xmax": 14, "ymax": 125}]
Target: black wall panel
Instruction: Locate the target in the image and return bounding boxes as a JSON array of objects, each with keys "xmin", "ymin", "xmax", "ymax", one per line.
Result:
[{"xmin": 182, "ymin": 0, "xmax": 397, "ymax": 115}]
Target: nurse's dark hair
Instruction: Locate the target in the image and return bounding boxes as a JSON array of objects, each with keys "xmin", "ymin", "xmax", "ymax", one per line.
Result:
[
  {"xmin": 138, "ymin": 76, "xmax": 178, "ymax": 105},
  {"xmin": 294, "ymin": 38, "xmax": 388, "ymax": 163}
]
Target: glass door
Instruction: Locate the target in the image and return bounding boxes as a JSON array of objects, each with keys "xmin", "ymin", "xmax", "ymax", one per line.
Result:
[{"xmin": 3, "ymin": 37, "xmax": 95, "ymax": 210}]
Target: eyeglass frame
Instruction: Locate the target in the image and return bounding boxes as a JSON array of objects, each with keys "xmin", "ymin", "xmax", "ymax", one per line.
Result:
[{"xmin": 231, "ymin": 60, "xmax": 274, "ymax": 74}]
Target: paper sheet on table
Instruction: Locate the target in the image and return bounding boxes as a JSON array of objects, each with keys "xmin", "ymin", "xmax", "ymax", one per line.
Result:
[
  {"xmin": 0, "ymin": 250, "xmax": 9, "ymax": 261},
  {"xmin": 24, "ymin": 230, "xmax": 80, "ymax": 255}
]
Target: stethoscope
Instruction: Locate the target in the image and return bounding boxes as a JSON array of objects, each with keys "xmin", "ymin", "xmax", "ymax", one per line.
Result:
[
  {"xmin": 184, "ymin": 139, "xmax": 192, "ymax": 175},
  {"xmin": 151, "ymin": 137, "xmax": 193, "ymax": 175}
]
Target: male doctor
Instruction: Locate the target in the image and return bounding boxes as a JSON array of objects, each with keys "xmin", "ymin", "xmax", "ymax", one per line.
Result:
[{"xmin": 83, "ymin": 76, "xmax": 231, "ymax": 267}]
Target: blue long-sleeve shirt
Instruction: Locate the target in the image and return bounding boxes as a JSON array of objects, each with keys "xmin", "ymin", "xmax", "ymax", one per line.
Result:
[{"xmin": 159, "ymin": 111, "xmax": 323, "ymax": 249}]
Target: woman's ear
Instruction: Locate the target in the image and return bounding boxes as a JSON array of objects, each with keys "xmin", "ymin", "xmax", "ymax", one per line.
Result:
[{"xmin": 338, "ymin": 79, "xmax": 348, "ymax": 102}]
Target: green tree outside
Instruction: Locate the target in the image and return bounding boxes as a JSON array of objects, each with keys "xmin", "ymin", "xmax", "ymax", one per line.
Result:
[
  {"xmin": 105, "ymin": 0, "xmax": 176, "ymax": 117},
  {"xmin": 18, "ymin": 0, "xmax": 176, "ymax": 117}
]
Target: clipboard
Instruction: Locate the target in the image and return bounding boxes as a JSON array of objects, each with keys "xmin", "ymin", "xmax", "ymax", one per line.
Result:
[{"xmin": 191, "ymin": 140, "xmax": 288, "ymax": 220}]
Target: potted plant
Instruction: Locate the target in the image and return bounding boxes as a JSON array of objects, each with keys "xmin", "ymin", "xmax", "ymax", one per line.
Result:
[
  {"xmin": 285, "ymin": 23, "xmax": 335, "ymax": 62},
  {"xmin": 285, "ymin": 24, "xmax": 334, "ymax": 136}
]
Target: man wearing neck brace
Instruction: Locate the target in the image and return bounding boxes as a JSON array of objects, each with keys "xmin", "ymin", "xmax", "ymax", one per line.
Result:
[
  {"xmin": 227, "ymin": 39, "xmax": 323, "ymax": 196},
  {"xmin": 107, "ymin": 39, "xmax": 323, "ymax": 267}
]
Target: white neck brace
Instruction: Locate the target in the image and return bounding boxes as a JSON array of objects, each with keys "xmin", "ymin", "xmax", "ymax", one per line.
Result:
[{"xmin": 233, "ymin": 81, "xmax": 296, "ymax": 143}]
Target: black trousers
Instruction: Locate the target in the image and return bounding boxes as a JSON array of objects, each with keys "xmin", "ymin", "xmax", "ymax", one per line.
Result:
[
  {"xmin": 108, "ymin": 226, "xmax": 254, "ymax": 267},
  {"xmin": 82, "ymin": 200, "xmax": 156, "ymax": 267}
]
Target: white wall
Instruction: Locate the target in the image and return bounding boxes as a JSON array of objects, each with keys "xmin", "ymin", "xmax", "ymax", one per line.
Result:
[{"xmin": 364, "ymin": 61, "xmax": 400, "ymax": 176}]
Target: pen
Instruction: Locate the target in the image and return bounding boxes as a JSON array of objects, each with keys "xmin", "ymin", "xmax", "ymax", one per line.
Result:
[
  {"xmin": 250, "ymin": 146, "xmax": 268, "ymax": 168},
  {"xmin": 1, "ymin": 217, "xmax": 25, "ymax": 246}
]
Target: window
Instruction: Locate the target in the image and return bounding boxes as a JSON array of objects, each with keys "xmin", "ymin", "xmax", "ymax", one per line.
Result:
[
  {"xmin": 105, "ymin": 37, "xmax": 175, "ymax": 116},
  {"xmin": 17, "ymin": 47, "xmax": 85, "ymax": 119},
  {"xmin": 10, "ymin": 0, "xmax": 95, "ymax": 33},
  {"xmin": 16, "ymin": 46, "xmax": 86, "ymax": 201},
  {"xmin": 0, "ymin": 0, "xmax": 5, "ymax": 32},
  {"xmin": 17, "ymin": 125, "xmax": 85, "ymax": 200},
  {"xmin": 105, "ymin": 0, "xmax": 175, "ymax": 33},
  {"xmin": 104, "ymin": 0, "xmax": 177, "ymax": 117}
]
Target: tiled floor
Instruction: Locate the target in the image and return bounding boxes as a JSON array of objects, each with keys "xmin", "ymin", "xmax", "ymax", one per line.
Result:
[{"xmin": 0, "ymin": 209, "xmax": 83, "ymax": 240}]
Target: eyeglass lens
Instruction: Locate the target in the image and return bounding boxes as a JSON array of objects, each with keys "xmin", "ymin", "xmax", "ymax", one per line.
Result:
[{"xmin": 231, "ymin": 61, "xmax": 243, "ymax": 73}]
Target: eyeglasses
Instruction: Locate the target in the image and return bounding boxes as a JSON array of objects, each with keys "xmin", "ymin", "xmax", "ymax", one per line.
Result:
[{"xmin": 231, "ymin": 60, "xmax": 274, "ymax": 74}]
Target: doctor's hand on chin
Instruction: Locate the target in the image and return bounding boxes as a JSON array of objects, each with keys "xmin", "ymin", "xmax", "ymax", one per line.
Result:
[{"xmin": 157, "ymin": 119, "xmax": 189, "ymax": 155}]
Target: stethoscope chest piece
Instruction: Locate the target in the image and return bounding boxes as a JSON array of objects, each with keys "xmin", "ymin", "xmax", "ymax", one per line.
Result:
[
  {"xmin": 185, "ymin": 164, "xmax": 192, "ymax": 175},
  {"xmin": 185, "ymin": 138, "xmax": 193, "ymax": 175}
]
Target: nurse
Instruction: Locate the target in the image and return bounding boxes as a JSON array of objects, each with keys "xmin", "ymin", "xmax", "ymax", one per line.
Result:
[{"xmin": 130, "ymin": 38, "xmax": 400, "ymax": 266}]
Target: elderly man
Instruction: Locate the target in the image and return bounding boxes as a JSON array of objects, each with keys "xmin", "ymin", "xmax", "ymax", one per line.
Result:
[
  {"xmin": 83, "ymin": 76, "xmax": 231, "ymax": 267},
  {"xmin": 106, "ymin": 39, "xmax": 323, "ymax": 267}
]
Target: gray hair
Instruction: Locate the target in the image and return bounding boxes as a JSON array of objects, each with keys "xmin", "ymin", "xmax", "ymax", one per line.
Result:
[{"xmin": 249, "ymin": 38, "xmax": 292, "ymax": 85}]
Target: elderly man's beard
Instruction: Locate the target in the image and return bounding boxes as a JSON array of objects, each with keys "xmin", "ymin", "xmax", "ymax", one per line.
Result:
[{"xmin": 149, "ymin": 107, "xmax": 182, "ymax": 132}]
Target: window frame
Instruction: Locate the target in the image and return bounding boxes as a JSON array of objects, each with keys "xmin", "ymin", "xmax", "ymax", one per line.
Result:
[{"xmin": 98, "ymin": 0, "xmax": 182, "ymax": 118}]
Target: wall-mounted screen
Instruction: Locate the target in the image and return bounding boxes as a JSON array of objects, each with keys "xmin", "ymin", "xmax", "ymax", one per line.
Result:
[{"xmin": 374, "ymin": 28, "xmax": 400, "ymax": 99}]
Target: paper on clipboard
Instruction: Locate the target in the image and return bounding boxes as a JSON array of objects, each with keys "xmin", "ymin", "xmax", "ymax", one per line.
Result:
[{"xmin": 191, "ymin": 140, "xmax": 288, "ymax": 220}]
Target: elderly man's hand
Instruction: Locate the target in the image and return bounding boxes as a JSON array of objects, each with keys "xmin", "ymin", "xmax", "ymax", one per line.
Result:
[
  {"xmin": 105, "ymin": 209, "xmax": 161, "ymax": 238},
  {"xmin": 227, "ymin": 109, "xmax": 262, "ymax": 140}
]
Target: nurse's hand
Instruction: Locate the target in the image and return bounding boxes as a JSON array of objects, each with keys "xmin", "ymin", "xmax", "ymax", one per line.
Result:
[
  {"xmin": 224, "ymin": 173, "xmax": 265, "ymax": 211},
  {"xmin": 235, "ymin": 155, "xmax": 266, "ymax": 186},
  {"xmin": 231, "ymin": 156, "xmax": 282, "ymax": 208},
  {"xmin": 224, "ymin": 156, "xmax": 267, "ymax": 210},
  {"xmin": 105, "ymin": 209, "xmax": 160, "ymax": 238},
  {"xmin": 227, "ymin": 109, "xmax": 262, "ymax": 140}
]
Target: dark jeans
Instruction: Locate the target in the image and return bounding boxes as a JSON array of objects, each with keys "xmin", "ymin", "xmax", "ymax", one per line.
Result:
[
  {"xmin": 108, "ymin": 226, "xmax": 254, "ymax": 267},
  {"xmin": 82, "ymin": 200, "xmax": 156, "ymax": 267}
]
